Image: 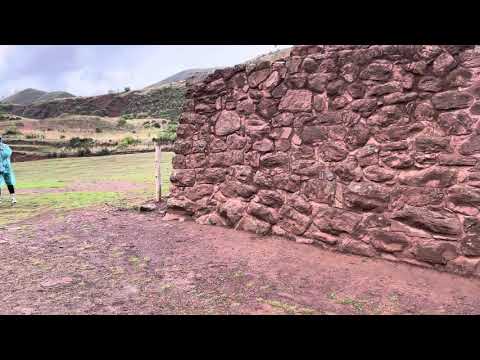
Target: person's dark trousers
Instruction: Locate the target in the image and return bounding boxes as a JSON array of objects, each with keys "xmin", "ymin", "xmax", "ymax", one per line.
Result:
[{"xmin": 0, "ymin": 185, "xmax": 15, "ymax": 195}]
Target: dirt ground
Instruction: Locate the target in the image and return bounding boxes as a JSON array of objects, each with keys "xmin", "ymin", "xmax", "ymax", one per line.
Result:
[{"xmin": 2, "ymin": 203, "xmax": 480, "ymax": 315}]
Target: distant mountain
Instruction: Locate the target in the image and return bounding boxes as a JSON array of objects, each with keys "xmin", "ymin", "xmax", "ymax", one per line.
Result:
[
  {"xmin": 35, "ymin": 91, "xmax": 76, "ymax": 103},
  {"xmin": 143, "ymin": 68, "xmax": 219, "ymax": 91},
  {"xmin": 244, "ymin": 47, "xmax": 292, "ymax": 65},
  {"xmin": 143, "ymin": 47, "xmax": 292, "ymax": 90},
  {"xmin": 1, "ymin": 88, "xmax": 75, "ymax": 105},
  {"xmin": 1, "ymin": 88, "xmax": 47, "ymax": 105}
]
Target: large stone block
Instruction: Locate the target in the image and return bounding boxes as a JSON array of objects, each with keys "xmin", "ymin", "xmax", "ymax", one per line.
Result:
[
  {"xmin": 214, "ymin": 110, "xmax": 241, "ymax": 136},
  {"xmin": 195, "ymin": 168, "xmax": 227, "ymax": 184},
  {"xmin": 278, "ymin": 90, "xmax": 313, "ymax": 112},
  {"xmin": 302, "ymin": 179, "xmax": 336, "ymax": 204},
  {"xmin": 415, "ymin": 241, "xmax": 458, "ymax": 265},
  {"xmin": 369, "ymin": 230, "xmax": 409, "ymax": 253},
  {"xmin": 170, "ymin": 169, "xmax": 196, "ymax": 187},
  {"xmin": 313, "ymin": 207, "xmax": 362, "ymax": 235},
  {"xmin": 343, "ymin": 182, "xmax": 390, "ymax": 213},
  {"xmin": 237, "ymin": 215, "xmax": 271, "ymax": 235},
  {"xmin": 446, "ymin": 185, "xmax": 480, "ymax": 216},
  {"xmin": 256, "ymin": 190, "xmax": 284, "ymax": 208},
  {"xmin": 218, "ymin": 199, "xmax": 248, "ymax": 226},
  {"xmin": 278, "ymin": 205, "xmax": 312, "ymax": 235},
  {"xmin": 247, "ymin": 202, "xmax": 280, "ymax": 224},
  {"xmin": 437, "ymin": 111, "xmax": 475, "ymax": 136},
  {"xmin": 392, "ymin": 205, "xmax": 462, "ymax": 236},
  {"xmin": 432, "ymin": 91, "xmax": 474, "ymax": 110},
  {"xmin": 398, "ymin": 167, "xmax": 457, "ymax": 188}
]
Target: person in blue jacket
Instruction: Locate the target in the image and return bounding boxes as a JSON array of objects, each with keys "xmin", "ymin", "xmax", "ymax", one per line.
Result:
[{"xmin": 0, "ymin": 136, "xmax": 16, "ymax": 205}]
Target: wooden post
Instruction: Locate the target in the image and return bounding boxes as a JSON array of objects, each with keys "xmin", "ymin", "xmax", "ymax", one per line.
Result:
[{"xmin": 155, "ymin": 141, "xmax": 162, "ymax": 202}]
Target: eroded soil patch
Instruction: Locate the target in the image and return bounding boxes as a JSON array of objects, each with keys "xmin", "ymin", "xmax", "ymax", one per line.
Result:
[{"xmin": 2, "ymin": 206, "xmax": 480, "ymax": 314}]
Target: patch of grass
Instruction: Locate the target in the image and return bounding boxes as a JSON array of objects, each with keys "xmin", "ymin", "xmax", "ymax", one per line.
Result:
[
  {"xmin": 0, "ymin": 191, "xmax": 120, "ymax": 225},
  {"xmin": 118, "ymin": 136, "xmax": 141, "ymax": 148},
  {"xmin": 338, "ymin": 297, "xmax": 365, "ymax": 313},
  {"xmin": 263, "ymin": 299, "xmax": 316, "ymax": 315},
  {"xmin": 2, "ymin": 152, "xmax": 173, "ymax": 225},
  {"xmin": 68, "ymin": 137, "xmax": 95, "ymax": 148},
  {"xmin": 328, "ymin": 292, "xmax": 337, "ymax": 300},
  {"xmin": 128, "ymin": 256, "xmax": 141, "ymax": 265},
  {"xmin": 3, "ymin": 127, "xmax": 21, "ymax": 136}
]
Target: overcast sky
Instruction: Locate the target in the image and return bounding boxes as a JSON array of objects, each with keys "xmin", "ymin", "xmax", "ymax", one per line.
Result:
[{"xmin": 0, "ymin": 45, "xmax": 291, "ymax": 99}]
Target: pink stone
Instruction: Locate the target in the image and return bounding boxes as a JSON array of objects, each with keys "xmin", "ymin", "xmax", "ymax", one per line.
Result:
[
  {"xmin": 214, "ymin": 110, "xmax": 241, "ymax": 136},
  {"xmin": 261, "ymin": 71, "xmax": 281, "ymax": 90},
  {"xmin": 278, "ymin": 90, "xmax": 313, "ymax": 112},
  {"xmin": 247, "ymin": 68, "xmax": 271, "ymax": 88},
  {"xmin": 433, "ymin": 52, "xmax": 456, "ymax": 76},
  {"xmin": 252, "ymin": 138, "xmax": 274, "ymax": 153}
]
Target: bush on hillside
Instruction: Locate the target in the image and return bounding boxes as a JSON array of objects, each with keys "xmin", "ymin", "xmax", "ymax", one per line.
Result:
[
  {"xmin": 3, "ymin": 127, "xmax": 21, "ymax": 136},
  {"xmin": 26, "ymin": 133, "xmax": 45, "ymax": 140},
  {"xmin": 157, "ymin": 131, "xmax": 177, "ymax": 142},
  {"xmin": 118, "ymin": 136, "xmax": 141, "ymax": 148},
  {"xmin": 76, "ymin": 148, "xmax": 92, "ymax": 157},
  {"xmin": 68, "ymin": 137, "xmax": 95, "ymax": 148}
]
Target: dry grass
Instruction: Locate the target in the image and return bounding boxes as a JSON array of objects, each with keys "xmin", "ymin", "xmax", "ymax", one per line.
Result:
[
  {"xmin": 1, "ymin": 114, "xmax": 172, "ymax": 158},
  {"xmin": 0, "ymin": 152, "xmax": 173, "ymax": 226}
]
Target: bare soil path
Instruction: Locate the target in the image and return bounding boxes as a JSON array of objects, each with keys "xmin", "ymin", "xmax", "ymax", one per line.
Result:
[{"xmin": 2, "ymin": 205, "xmax": 480, "ymax": 315}]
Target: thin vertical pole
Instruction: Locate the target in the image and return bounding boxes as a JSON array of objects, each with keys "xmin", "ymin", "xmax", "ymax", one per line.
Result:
[{"xmin": 155, "ymin": 142, "xmax": 162, "ymax": 202}]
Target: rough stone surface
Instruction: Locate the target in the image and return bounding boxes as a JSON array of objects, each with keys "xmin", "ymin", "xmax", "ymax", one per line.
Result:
[
  {"xmin": 169, "ymin": 45, "xmax": 480, "ymax": 278},
  {"xmin": 392, "ymin": 205, "xmax": 462, "ymax": 236},
  {"xmin": 214, "ymin": 111, "xmax": 241, "ymax": 136}
]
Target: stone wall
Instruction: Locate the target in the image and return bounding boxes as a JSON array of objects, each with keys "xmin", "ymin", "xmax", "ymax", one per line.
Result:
[{"xmin": 168, "ymin": 45, "xmax": 480, "ymax": 278}]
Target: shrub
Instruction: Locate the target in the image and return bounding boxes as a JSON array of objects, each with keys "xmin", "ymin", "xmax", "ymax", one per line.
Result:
[
  {"xmin": 76, "ymin": 148, "xmax": 92, "ymax": 157},
  {"xmin": 0, "ymin": 104, "xmax": 11, "ymax": 112},
  {"xmin": 68, "ymin": 137, "xmax": 95, "ymax": 148},
  {"xmin": 3, "ymin": 127, "xmax": 21, "ymax": 136},
  {"xmin": 121, "ymin": 114, "xmax": 135, "ymax": 121},
  {"xmin": 25, "ymin": 133, "xmax": 45, "ymax": 140},
  {"xmin": 117, "ymin": 118, "xmax": 127, "ymax": 127},
  {"xmin": 156, "ymin": 131, "xmax": 176, "ymax": 142},
  {"xmin": 95, "ymin": 127, "xmax": 103, "ymax": 133},
  {"xmin": 118, "ymin": 136, "xmax": 141, "ymax": 148},
  {"xmin": 96, "ymin": 148, "xmax": 112, "ymax": 156},
  {"xmin": 155, "ymin": 120, "xmax": 177, "ymax": 142}
]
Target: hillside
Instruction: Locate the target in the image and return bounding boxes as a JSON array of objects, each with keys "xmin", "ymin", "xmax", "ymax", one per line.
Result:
[
  {"xmin": 1, "ymin": 88, "xmax": 75, "ymax": 105},
  {"xmin": 2, "ymin": 85, "xmax": 185, "ymax": 121},
  {"xmin": 143, "ymin": 68, "xmax": 219, "ymax": 91},
  {"xmin": 1, "ymin": 88, "xmax": 47, "ymax": 105},
  {"xmin": 35, "ymin": 91, "xmax": 76, "ymax": 103},
  {"xmin": 142, "ymin": 47, "xmax": 291, "ymax": 90},
  {"xmin": 244, "ymin": 47, "xmax": 292, "ymax": 64}
]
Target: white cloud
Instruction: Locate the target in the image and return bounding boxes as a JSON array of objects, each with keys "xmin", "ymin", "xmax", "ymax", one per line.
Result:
[
  {"xmin": 0, "ymin": 45, "xmax": 14, "ymax": 77},
  {"xmin": 1, "ymin": 75, "xmax": 46, "ymax": 98},
  {"xmin": 0, "ymin": 45, "xmax": 292, "ymax": 98}
]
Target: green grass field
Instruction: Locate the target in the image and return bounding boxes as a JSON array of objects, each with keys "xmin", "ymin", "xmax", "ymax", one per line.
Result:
[{"xmin": 0, "ymin": 152, "xmax": 173, "ymax": 226}]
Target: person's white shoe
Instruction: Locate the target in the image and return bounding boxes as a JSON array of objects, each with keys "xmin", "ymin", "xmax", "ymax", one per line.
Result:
[{"xmin": 11, "ymin": 197, "xmax": 16, "ymax": 205}]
